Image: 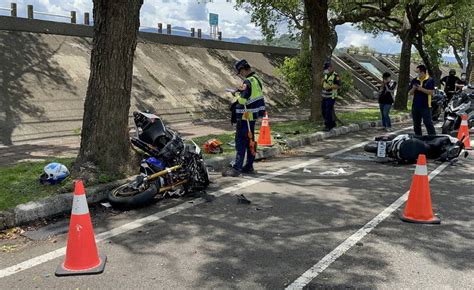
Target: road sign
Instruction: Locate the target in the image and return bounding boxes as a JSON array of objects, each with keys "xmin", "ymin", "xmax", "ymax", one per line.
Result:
[{"xmin": 209, "ymin": 13, "xmax": 218, "ymax": 26}]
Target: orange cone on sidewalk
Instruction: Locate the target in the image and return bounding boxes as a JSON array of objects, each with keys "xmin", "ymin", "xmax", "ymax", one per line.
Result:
[
  {"xmin": 400, "ymin": 154, "xmax": 440, "ymax": 224},
  {"xmin": 258, "ymin": 112, "xmax": 272, "ymax": 146},
  {"xmin": 457, "ymin": 114, "xmax": 471, "ymax": 150},
  {"xmin": 55, "ymin": 180, "xmax": 107, "ymax": 276}
]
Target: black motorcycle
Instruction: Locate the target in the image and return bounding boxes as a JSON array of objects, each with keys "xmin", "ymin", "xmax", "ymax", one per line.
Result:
[
  {"xmin": 108, "ymin": 111, "xmax": 210, "ymax": 208},
  {"xmin": 441, "ymin": 89, "xmax": 474, "ymax": 135},
  {"xmin": 431, "ymin": 89, "xmax": 446, "ymax": 121},
  {"xmin": 364, "ymin": 134, "xmax": 466, "ymax": 164}
]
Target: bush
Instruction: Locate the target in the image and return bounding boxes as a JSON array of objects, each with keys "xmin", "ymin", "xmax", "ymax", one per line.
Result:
[
  {"xmin": 276, "ymin": 50, "xmax": 312, "ymax": 104},
  {"xmin": 338, "ymin": 70, "xmax": 353, "ymax": 98},
  {"xmin": 276, "ymin": 51, "xmax": 354, "ymax": 102}
]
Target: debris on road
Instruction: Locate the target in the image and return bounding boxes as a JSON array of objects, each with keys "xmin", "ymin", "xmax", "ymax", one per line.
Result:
[
  {"xmin": 320, "ymin": 168, "xmax": 347, "ymax": 176},
  {"xmin": 303, "ymin": 168, "xmax": 312, "ymax": 173},
  {"xmin": 101, "ymin": 202, "xmax": 112, "ymax": 208},
  {"xmin": 0, "ymin": 227, "xmax": 24, "ymax": 240},
  {"xmin": 236, "ymin": 194, "xmax": 251, "ymax": 204}
]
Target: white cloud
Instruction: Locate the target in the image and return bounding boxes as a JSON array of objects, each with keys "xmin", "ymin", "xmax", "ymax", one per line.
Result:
[{"xmin": 0, "ymin": 0, "xmax": 410, "ymax": 51}]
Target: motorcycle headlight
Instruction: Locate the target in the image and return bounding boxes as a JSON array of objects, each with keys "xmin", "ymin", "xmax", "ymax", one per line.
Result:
[{"xmin": 447, "ymin": 146, "xmax": 461, "ymax": 159}]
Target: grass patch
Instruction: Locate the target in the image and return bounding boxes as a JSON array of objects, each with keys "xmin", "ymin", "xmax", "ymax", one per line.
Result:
[
  {"xmin": 271, "ymin": 120, "xmax": 323, "ymax": 136},
  {"xmin": 0, "ymin": 158, "xmax": 76, "ymax": 211},
  {"xmin": 338, "ymin": 108, "xmax": 406, "ymax": 123},
  {"xmin": 191, "ymin": 132, "xmax": 236, "ymax": 158}
]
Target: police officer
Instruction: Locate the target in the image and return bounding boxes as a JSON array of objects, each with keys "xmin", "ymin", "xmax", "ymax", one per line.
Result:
[
  {"xmin": 223, "ymin": 59, "xmax": 266, "ymax": 177},
  {"xmin": 322, "ymin": 61, "xmax": 341, "ymax": 131}
]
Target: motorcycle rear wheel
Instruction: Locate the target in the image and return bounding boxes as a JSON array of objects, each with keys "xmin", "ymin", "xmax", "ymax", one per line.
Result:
[
  {"xmin": 363, "ymin": 142, "xmax": 378, "ymax": 153},
  {"xmin": 108, "ymin": 182, "xmax": 158, "ymax": 209}
]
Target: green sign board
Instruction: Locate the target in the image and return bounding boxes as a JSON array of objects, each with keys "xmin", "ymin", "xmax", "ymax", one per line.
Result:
[{"xmin": 209, "ymin": 13, "xmax": 219, "ymax": 26}]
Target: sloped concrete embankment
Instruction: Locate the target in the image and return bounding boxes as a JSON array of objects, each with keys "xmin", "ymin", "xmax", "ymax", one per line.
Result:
[{"xmin": 0, "ymin": 16, "xmax": 297, "ymax": 145}]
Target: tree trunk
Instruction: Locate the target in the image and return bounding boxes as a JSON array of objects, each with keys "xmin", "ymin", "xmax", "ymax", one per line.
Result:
[
  {"xmin": 75, "ymin": 0, "xmax": 143, "ymax": 176},
  {"xmin": 394, "ymin": 30, "xmax": 414, "ymax": 111},
  {"xmin": 304, "ymin": 0, "xmax": 331, "ymax": 122},
  {"xmin": 452, "ymin": 45, "xmax": 464, "ymax": 69},
  {"xmin": 413, "ymin": 37, "xmax": 442, "ymax": 86}
]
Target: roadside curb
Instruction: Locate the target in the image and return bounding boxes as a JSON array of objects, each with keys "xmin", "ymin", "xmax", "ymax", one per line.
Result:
[{"xmin": 0, "ymin": 113, "xmax": 410, "ymax": 230}]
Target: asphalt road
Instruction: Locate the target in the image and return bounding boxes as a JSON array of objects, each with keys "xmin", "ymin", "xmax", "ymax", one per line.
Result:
[{"xmin": 0, "ymin": 124, "xmax": 473, "ymax": 289}]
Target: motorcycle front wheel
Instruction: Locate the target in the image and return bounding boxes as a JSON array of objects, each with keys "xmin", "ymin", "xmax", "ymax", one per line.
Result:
[
  {"xmin": 442, "ymin": 120, "xmax": 454, "ymax": 134},
  {"xmin": 108, "ymin": 182, "xmax": 158, "ymax": 209}
]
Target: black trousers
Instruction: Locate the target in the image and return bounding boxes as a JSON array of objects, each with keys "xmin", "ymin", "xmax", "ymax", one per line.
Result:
[{"xmin": 412, "ymin": 107, "xmax": 436, "ymax": 136}]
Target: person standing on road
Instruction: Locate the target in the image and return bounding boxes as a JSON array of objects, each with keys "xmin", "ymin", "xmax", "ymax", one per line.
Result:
[
  {"xmin": 322, "ymin": 61, "xmax": 341, "ymax": 131},
  {"xmin": 440, "ymin": 69, "xmax": 460, "ymax": 102},
  {"xmin": 223, "ymin": 59, "xmax": 266, "ymax": 177},
  {"xmin": 378, "ymin": 72, "xmax": 397, "ymax": 132},
  {"xmin": 409, "ymin": 64, "xmax": 436, "ymax": 136}
]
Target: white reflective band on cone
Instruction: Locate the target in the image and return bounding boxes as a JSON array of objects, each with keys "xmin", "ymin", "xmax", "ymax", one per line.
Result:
[
  {"xmin": 461, "ymin": 120, "xmax": 468, "ymax": 126},
  {"xmin": 71, "ymin": 194, "xmax": 89, "ymax": 215},
  {"xmin": 414, "ymin": 165, "xmax": 428, "ymax": 176}
]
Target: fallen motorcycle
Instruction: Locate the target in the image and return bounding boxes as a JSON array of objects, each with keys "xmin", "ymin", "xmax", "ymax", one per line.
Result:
[
  {"xmin": 364, "ymin": 134, "xmax": 467, "ymax": 164},
  {"xmin": 108, "ymin": 111, "xmax": 210, "ymax": 208}
]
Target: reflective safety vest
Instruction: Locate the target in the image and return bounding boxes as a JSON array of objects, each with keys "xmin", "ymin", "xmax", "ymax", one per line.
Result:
[
  {"xmin": 235, "ymin": 74, "xmax": 266, "ymax": 121},
  {"xmin": 322, "ymin": 72, "xmax": 338, "ymax": 99}
]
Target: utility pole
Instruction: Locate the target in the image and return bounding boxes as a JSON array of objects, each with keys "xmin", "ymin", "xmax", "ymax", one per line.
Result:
[{"xmin": 462, "ymin": 18, "xmax": 471, "ymax": 74}]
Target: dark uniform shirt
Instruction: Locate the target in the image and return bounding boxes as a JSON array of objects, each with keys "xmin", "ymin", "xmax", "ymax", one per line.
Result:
[
  {"xmin": 410, "ymin": 75, "xmax": 435, "ymax": 108},
  {"xmin": 440, "ymin": 75, "xmax": 460, "ymax": 92}
]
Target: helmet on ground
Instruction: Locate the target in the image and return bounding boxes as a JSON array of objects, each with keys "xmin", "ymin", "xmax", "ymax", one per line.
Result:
[
  {"xmin": 39, "ymin": 162, "xmax": 70, "ymax": 185},
  {"xmin": 234, "ymin": 59, "xmax": 250, "ymax": 74},
  {"xmin": 203, "ymin": 139, "xmax": 224, "ymax": 154}
]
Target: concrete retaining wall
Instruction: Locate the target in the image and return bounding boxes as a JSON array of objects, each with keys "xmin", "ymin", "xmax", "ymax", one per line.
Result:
[{"xmin": 0, "ymin": 16, "xmax": 299, "ymax": 56}]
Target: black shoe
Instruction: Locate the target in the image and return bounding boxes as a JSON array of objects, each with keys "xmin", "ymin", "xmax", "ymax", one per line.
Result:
[
  {"xmin": 222, "ymin": 167, "xmax": 241, "ymax": 177},
  {"xmin": 241, "ymin": 166, "xmax": 256, "ymax": 174}
]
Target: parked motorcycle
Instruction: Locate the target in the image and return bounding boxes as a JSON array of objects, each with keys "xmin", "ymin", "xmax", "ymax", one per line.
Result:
[
  {"xmin": 441, "ymin": 88, "xmax": 474, "ymax": 134},
  {"xmin": 364, "ymin": 134, "xmax": 466, "ymax": 164},
  {"xmin": 431, "ymin": 88, "xmax": 447, "ymax": 121},
  {"xmin": 108, "ymin": 111, "xmax": 210, "ymax": 208}
]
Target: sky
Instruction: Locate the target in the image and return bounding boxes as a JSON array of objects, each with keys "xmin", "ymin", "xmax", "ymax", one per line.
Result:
[{"xmin": 0, "ymin": 0, "xmax": 409, "ymax": 54}]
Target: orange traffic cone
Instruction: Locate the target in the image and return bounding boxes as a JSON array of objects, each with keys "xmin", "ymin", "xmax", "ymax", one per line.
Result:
[
  {"xmin": 55, "ymin": 180, "xmax": 107, "ymax": 276},
  {"xmin": 400, "ymin": 154, "xmax": 440, "ymax": 224},
  {"xmin": 258, "ymin": 112, "xmax": 272, "ymax": 146},
  {"xmin": 457, "ymin": 114, "xmax": 471, "ymax": 150}
]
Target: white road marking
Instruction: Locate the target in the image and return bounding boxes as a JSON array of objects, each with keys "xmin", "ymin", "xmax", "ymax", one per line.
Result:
[
  {"xmin": 0, "ymin": 125, "xmax": 413, "ymax": 279},
  {"xmin": 285, "ymin": 162, "xmax": 450, "ymax": 290}
]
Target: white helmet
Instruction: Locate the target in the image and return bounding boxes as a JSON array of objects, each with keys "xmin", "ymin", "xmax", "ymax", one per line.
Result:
[{"xmin": 39, "ymin": 162, "xmax": 70, "ymax": 185}]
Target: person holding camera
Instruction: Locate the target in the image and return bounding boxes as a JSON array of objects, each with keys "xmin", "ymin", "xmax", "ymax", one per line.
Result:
[
  {"xmin": 408, "ymin": 64, "xmax": 436, "ymax": 136},
  {"xmin": 378, "ymin": 72, "xmax": 397, "ymax": 131}
]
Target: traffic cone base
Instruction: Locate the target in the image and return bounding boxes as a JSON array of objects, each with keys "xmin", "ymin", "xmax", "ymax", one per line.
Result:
[
  {"xmin": 399, "ymin": 212, "xmax": 440, "ymax": 224},
  {"xmin": 399, "ymin": 154, "xmax": 441, "ymax": 225},
  {"xmin": 55, "ymin": 254, "xmax": 107, "ymax": 276}
]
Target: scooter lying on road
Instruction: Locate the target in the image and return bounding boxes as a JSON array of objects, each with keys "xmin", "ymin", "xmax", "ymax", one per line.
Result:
[
  {"xmin": 441, "ymin": 88, "xmax": 474, "ymax": 134},
  {"xmin": 364, "ymin": 134, "xmax": 467, "ymax": 164},
  {"xmin": 108, "ymin": 111, "xmax": 210, "ymax": 208}
]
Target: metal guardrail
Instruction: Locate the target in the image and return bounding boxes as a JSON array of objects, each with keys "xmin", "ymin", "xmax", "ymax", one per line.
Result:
[
  {"xmin": 33, "ymin": 11, "xmax": 71, "ymax": 19},
  {"xmin": 140, "ymin": 24, "xmax": 218, "ymax": 39}
]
